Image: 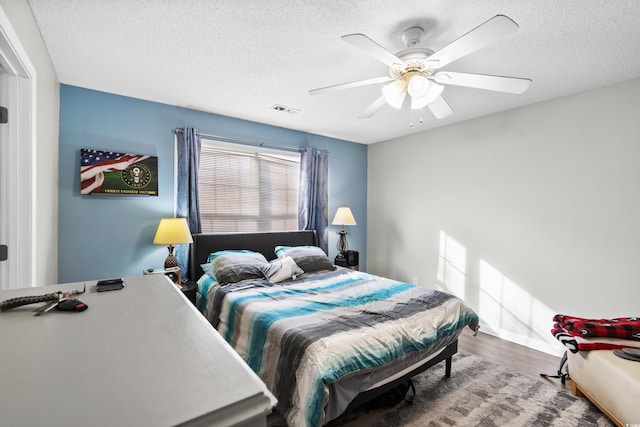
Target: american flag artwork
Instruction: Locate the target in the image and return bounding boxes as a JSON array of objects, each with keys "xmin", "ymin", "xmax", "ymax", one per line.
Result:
[{"xmin": 80, "ymin": 149, "xmax": 158, "ymax": 195}]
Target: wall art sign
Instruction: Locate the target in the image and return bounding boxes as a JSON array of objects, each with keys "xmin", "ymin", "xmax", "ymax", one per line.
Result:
[{"xmin": 80, "ymin": 148, "xmax": 158, "ymax": 196}]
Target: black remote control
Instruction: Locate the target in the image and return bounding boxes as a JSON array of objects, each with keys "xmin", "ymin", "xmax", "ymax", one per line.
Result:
[{"xmin": 96, "ymin": 278, "xmax": 124, "ymax": 292}]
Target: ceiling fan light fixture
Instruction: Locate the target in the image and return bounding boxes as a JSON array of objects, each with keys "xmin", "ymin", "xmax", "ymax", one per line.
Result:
[
  {"xmin": 409, "ymin": 80, "xmax": 444, "ymax": 110},
  {"xmin": 407, "ymin": 74, "xmax": 430, "ymax": 98},
  {"xmin": 411, "ymin": 94, "xmax": 430, "ymax": 110},
  {"xmin": 424, "ymin": 82, "xmax": 444, "ymax": 104},
  {"xmin": 382, "ymin": 80, "xmax": 407, "ymax": 109}
]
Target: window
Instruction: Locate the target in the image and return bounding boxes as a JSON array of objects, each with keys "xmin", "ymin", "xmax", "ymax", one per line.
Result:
[{"xmin": 198, "ymin": 139, "xmax": 300, "ymax": 232}]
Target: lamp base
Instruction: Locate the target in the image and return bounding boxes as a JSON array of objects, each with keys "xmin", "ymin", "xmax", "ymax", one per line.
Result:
[
  {"xmin": 337, "ymin": 229, "xmax": 349, "ymax": 253},
  {"xmin": 164, "ymin": 245, "xmax": 179, "ymax": 269}
]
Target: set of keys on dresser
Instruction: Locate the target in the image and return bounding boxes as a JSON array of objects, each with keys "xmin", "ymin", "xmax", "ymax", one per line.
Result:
[{"xmin": 0, "ymin": 284, "xmax": 88, "ymax": 315}]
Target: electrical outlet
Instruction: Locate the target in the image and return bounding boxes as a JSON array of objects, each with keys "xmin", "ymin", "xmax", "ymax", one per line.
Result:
[{"xmin": 412, "ymin": 277, "xmax": 418, "ymax": 285}]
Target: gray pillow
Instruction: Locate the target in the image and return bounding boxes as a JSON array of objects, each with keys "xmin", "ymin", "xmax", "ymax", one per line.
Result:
[
  {"xmin": 208, "ymin": 250, "xmax": 268, "ymax": 285},
  {"xmin": 274, "ymin": 245, "xmax": 335, "ymax": 273}
]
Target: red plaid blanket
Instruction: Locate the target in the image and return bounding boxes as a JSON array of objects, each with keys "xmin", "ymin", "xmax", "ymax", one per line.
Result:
[
  {"xmin": 552, "ymin": 323, "xmax": 640, "ymax": 353},
  {"xmin": 552, "ymin": 314, "xmax": 640, "ymax": 352},
  {"xmin": 553, "ymin": 314, "xmax": 640, "ymax": 340}
]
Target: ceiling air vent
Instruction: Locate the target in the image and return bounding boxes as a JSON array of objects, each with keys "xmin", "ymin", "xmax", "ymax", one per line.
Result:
[{"xmin": 271, "ymin": 104, "xmax": 300, "ymax": 114}]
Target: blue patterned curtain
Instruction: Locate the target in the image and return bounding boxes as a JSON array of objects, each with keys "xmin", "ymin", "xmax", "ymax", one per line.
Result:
[
  {"xmin": 298, "ymin": 147, "xmax": 329, "ymax": 253},
  {"xmin": 175, "ymin": 127, "xmax": 202, "ymax": 280}
]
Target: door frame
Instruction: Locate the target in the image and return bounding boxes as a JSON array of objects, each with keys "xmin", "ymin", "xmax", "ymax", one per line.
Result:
[{"xmin": 0, "ymin": 5, "xmax": 36, "ymax": 289}]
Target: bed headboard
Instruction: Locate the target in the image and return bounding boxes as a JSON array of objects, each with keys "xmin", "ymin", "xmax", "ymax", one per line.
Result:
[{"xmin": 189, "ymin": 230, "xmax": 317, "ymax": 279}]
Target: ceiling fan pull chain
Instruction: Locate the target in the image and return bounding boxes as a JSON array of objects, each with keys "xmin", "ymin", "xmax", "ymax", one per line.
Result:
[{"xmin": 408, "ymin": 108, "xmax": 425, "ymax": 128}]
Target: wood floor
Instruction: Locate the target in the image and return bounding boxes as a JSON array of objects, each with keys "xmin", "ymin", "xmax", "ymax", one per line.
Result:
[{"xmin": 458, "ymin": 327, "xmax": 572, "ymax": 392}]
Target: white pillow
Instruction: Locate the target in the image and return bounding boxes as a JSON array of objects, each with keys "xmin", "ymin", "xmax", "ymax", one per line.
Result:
[{"xmin": 261, "ymin": 256, "xmax": 304, "ymax": 283}]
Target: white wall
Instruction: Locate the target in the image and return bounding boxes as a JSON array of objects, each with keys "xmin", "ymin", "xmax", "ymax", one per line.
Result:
[
  {"xmin": 0, "ymin": 0, "xmax": 59, "ymax": 285},
  {"xmin": 368, "ymin": 78, "xmax": 640, "ymax": 356}
]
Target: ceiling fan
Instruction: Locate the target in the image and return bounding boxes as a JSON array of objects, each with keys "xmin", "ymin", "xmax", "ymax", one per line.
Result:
[{"xmin": 309, "ymin": 15, "xmax": 532, "ymax": 120}]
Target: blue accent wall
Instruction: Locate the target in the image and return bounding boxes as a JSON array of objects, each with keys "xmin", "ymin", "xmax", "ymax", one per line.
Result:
[{"xmin": 58, "ymin": 85, "xmax": 367, "ymax": 282}]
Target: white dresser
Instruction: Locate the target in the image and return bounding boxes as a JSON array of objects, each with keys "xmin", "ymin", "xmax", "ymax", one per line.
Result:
[{"xmin": 0, "ymin": 275, "xmax": 276, "ymax": 427}]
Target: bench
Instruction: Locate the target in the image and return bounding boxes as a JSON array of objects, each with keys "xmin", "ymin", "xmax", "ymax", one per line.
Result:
[{"xmin": 567, "ymin": 350, "xmax": 640, "ymax": 426}]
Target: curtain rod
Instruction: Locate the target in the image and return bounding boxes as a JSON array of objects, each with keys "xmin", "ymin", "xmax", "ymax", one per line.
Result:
[{"xmin": 173, "ymin": 128, "xmax": 311, "ymax": 153}]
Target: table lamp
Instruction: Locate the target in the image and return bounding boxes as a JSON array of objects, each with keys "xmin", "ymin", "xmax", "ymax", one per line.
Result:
[
  {"xmin": 331, "ymin": 206, "xmax": 357, "ymax": 254},
  {"xmin": 153, "ymin": 217, "xmax": 193, "ymax": 269}
]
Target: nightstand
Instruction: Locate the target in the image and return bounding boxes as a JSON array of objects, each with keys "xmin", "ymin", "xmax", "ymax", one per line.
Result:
[
  {"xmin": 180, "ymin": 281, "xmax": 197, "ymax": 306},
  {"xmin": 143, "ymin": 267, "xmax": 181, "ymax": 284},
  {"xmin": 335, "ymin": 251, "xmax": 359, "ymax": 271}
]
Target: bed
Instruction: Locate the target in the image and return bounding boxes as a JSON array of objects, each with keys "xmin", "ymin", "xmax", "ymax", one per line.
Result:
[{"xmin": 190, "ymin": 230, "xmax": 479, "ymax": 427}]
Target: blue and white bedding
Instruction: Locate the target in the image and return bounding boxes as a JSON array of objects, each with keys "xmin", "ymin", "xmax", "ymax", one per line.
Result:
[{"xmin": 200, "ymin": 267, "xmax": 479, "ymax": 427}]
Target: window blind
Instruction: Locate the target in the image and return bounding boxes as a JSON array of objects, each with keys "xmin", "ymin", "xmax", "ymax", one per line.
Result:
[{"xmin": 198, "ymin": 140, "xmax": 300, "ymax": 232}]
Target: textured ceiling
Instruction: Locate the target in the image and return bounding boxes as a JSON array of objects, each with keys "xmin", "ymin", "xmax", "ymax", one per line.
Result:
[{"xmin": 27, "ymin": 0, "xmax": 640, "ymax": 144}]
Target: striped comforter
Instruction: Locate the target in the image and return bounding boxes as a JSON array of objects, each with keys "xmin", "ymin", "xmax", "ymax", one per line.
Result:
[{"xmin": 203, "ymin": 267, "xmax": 479, "ymax": 427}]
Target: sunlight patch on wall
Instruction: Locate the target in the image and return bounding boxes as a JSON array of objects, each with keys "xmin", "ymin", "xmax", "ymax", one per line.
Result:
[
  {"xmin": 437, "ymin": 231, "xmax": 466, "ymax": 299},
  {"xmin": 479, "ymin": 259, "xmax": 556, "ymax": 351}
]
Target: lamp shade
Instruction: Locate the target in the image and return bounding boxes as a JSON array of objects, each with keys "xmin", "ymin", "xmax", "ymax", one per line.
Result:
[
  {"xmin": 409, "ymin": 77, "xmax": 444, "ymax": 110},
  {"xmin": 332, "ymin": 206, "xmax": 357, "ymax": 226},
  {"xmin": 153, "ymin": 218, "xmax": 193, "ymax": 245},
  {"xmin": 382, "ymin": 80, "xmax": 407, "ymax": 110},
  {"xmin": 407, "ymin": 74, "xmax": 430, "ymax": 98}
]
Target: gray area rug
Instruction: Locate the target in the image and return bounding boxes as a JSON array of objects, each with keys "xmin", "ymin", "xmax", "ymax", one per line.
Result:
[{"xmin": 268, "ymin": 352, "xmax": 613, "ymax": 427}]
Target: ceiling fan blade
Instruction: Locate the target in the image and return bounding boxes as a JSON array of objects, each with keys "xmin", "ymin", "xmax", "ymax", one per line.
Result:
[
  {"xmin": 427, "ymin": 15, "xmax": 519, "ymax": 69},
  {"xmin": 358, "ymin": 95, "xmax": 387, "ymax": 119},
  {"xmin": 309, "ymin": 76, "xmax": 393, "ymax": 96},
  {"xmin": 427, "ymin": 96, "xmax": 454, "ymax": 119},
  {"xmin": 434, "ymin": 71, "xmax": 531, "ymax": 94},
  {"xmin": 342, "ymin": 33, "xmax": 405, "ymax": 67}
]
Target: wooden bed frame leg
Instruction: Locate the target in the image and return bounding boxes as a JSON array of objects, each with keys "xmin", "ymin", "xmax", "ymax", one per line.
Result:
[{"xmin": 445, "ymin": 356, "xmax": 452, "ymax": 377}]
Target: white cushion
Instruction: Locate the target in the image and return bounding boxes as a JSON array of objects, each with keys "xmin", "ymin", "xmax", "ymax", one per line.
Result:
[
  {"xmin": 568, "ymin": 349, "xmax": 640, "ymax": 425},
  {"xmin": 262, "ymin": 256, "xmax": 304, "ymax": 283}
]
